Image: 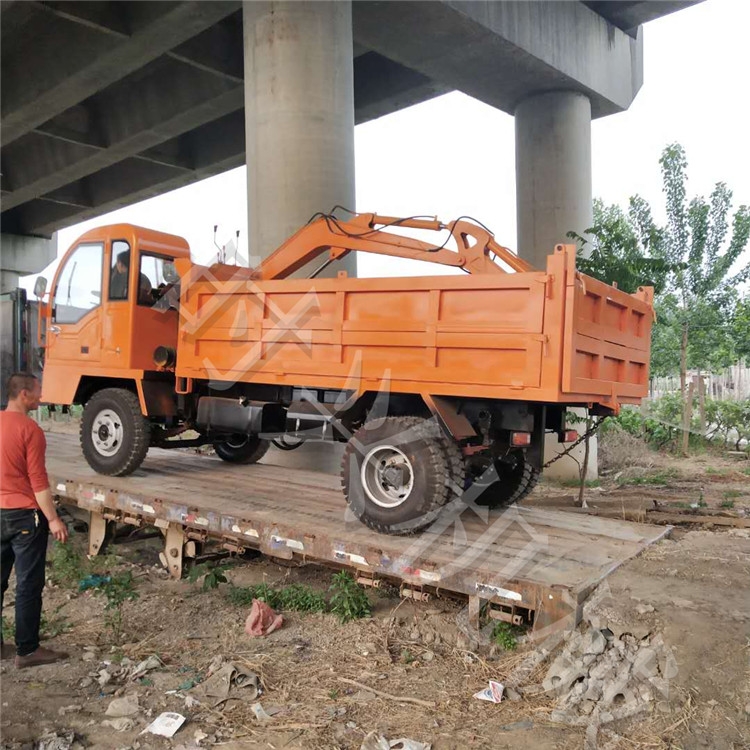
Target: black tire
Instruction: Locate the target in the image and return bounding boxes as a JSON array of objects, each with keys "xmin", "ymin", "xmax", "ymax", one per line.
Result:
[
  {"xmin": 341, "ymin": 416, "xmax": 461, "ymax": 535},
  {"xmin": 81, "ymin": 388, "xmax": 150, "ymax": 476},
  {"xmin": 213, "ymin": 435, "xmax": 270, "ymax": 464},
  {"xmin": 467, "ymin": 450, "xmax": 540, "ymax": 509}
]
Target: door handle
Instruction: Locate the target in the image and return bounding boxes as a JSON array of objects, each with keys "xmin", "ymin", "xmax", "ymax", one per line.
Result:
[{"xmin": 49, "ymin": 325, "xmax": 61, "ymax": 334}]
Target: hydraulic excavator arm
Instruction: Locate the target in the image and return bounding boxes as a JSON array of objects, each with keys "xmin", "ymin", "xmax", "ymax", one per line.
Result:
[{"xmin": 250, "ymin": 212, "xmax": 536, "ymax": 280}]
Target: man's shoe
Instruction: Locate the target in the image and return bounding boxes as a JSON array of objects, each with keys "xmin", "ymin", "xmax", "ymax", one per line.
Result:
[
  {"xmin": 1, "ymin": 643, "xmax": 15, "ymax": 660},
  {"xmin": 14, "ymin": 646, "xmax": 68, "ymax": 669}
]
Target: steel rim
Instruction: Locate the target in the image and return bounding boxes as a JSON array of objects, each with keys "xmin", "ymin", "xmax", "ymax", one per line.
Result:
[
  {"xmin": 91, "ymin": 408, "xmax": 124, "ymax": 457},
  {"xmin": 225, "ymin": 435, "xmax": 249, "ymax": 449},
  {"xmin": 361, "ymin": 444, "xmax": 415, "ymax": 508}
]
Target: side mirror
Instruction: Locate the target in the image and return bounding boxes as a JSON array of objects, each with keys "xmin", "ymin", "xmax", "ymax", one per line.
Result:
[{"xmin": 33, "ymin": 276, "xmax": 48, "ymax": 298}]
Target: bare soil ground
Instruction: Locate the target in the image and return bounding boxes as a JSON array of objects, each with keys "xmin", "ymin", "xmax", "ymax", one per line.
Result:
[{"xmin": 1, "ymin": 420, "xmax": 748, "ymax": 749}]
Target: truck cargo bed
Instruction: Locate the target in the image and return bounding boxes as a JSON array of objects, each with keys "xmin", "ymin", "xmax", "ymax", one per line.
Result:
[{"xmin": 47, "ymin": 431, "xmax": 667, "ymax": 633}]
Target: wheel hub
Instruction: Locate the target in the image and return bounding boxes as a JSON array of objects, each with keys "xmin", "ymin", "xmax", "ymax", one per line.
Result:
[
  {"xmin": 361, "ymin": 445, "xmax": 415, "ymax": 508},
  {"xmin": 91, "ymin": 409, "xmax": 123, "ymax": 457}
]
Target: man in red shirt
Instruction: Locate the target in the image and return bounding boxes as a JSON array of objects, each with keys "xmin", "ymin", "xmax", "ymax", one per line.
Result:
[{"xmin": 1, "ymin": 372, "xmax": 68, "ymax": 668}]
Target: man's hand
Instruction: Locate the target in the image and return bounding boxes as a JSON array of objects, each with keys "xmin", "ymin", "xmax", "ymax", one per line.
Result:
[{"xmin": 49, "ymin": 517, "xmax": 69, "ymax": 543}]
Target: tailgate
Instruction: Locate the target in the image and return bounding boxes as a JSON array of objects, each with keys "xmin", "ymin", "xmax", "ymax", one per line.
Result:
[{"xmin": 562, "ymin": 269, "xmax": 654, "ymax": 406}]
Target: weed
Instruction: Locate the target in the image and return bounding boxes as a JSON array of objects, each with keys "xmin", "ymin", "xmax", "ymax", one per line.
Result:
[
  {"xmin": 674, "ymin": 502, "xmax": 690, "ymax": 509},
  {"xmin": 328, "ymin": 689, "xmax": 340, "ymax": 700},
  {"xmin": 48, "ymin": 541, "xmax": 85, "ymax": 586},
  {"xmin": 720, "ymin": 499, "xmax": 735, "ymax": 508},
  {"xmin": 227, "ymin": 584, "xmax": 256, "ymax": 607},
  {"xmin": 40, "ymin": 606, "xmax": 72, "ymax": 639},
  {"xmin": 742, "ymin": 467, "xmax": 750, "ymax": 477},
  {"xmin": 491, "ymin": 621, "xmax": 524, "ymax": 651},
  {"xmin": 226, "ymin": 582, "xmax": 326, "ymax": 613},
  {"xmin": 277, "ymin": 583, "xmax": 327, "ymax": 613},
  {"xmin": 400, "ymin": 648, "xmax": 414, "ymax": 664},
  {"xmin": 722, "ymin": 489, "xmax": 745, "ymax": 500},
  {"xmin": 2, "ymin": 615, "xmax": 15, "ymax": 641},
  {"xmin": 95, "ymin": 571, "xmax": 139, "ymax": 642},
  {"xmin": 328, "ymin": 571, "xmax": 371, "ymax": 623},
  {"xmin": 187, "ymin": 562, "xmax": 229, "ymax": 591},
  {"xmin": 616, "ymin": 470, "xmax": 676, "ymax": 487},
  {"xmin": 705, "ymin": 467, "xmax": 728, "ymax": 475}
]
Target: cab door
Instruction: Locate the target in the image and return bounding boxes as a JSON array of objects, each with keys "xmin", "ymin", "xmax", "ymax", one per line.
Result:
[
  {"xmin": 129, "ymin": 249, "xmax": 180, "ymax": 370},
  {"xmin": 47, "ymin": 241, "xmax": 104, "ymax": 366}
]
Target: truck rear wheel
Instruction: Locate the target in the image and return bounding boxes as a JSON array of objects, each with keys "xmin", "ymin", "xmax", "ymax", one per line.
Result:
[
  {"xmin": 468, "ymin": 450, "xmax": 540, "ymax": 509},
  {"xmin": 213, "ymin": 435, "xmax": 269, "ymax": 464},
  {"xmin": 342, "ymin": 416, "xmax": 460, "ymax": 535},
  {"xmin": 81, "ymin": 388, "xmax": 150, "ymax": 476}
]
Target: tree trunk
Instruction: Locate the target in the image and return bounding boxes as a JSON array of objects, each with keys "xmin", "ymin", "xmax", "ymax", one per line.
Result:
[
  {"xmin": 680, "ymin": 321, "xmax": 689, "ymax": 453},
  {"xmin": 681, "ymin": 379, "xmax": 694, "ymax": 455}
]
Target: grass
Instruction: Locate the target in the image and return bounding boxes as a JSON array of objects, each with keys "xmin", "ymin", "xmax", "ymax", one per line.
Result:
[
  {"xmin": 227, "ymin": 581, "xmax": 327, "ymax": 614},
  {"xmin": 491, "ymin": 621, "xmax": 525, "ymax": 651},
  {"xmin": 616, "ymin": 470, "xmax": 677, "ymax": 487},
  {"xmin": 722, "ymin": 489, "xmax": 745, "ymax": 500},
  {"xmin": 705, "ymin": 467, "xmax": 729, "ymax": 475},
  {"xmin": 720, "ymin": 500, "xmax": 735, "ymax": 509},
  {"xmin": 226, "ymin": 573, "xmax": 369, "ymax": 622}
]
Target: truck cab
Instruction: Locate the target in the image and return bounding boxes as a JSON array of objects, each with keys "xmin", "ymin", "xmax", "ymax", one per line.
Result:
[{"xmin": 39, "ymin": 223, "xmax": 190, "ymax": 413}]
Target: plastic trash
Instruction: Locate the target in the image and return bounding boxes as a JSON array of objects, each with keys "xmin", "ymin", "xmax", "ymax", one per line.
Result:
[
  {"xmin": 472, "ymin": 680, "xmax": 504, "ymax": 703},
  {"xmin": 78, "ymin": 574, "xmax": 111, "ymax": 592},
  {"xmin": 245, "ymin": 599, "xmax": 283, "ymax": 636},
  {"xmin": 141, "ymin": 712, "xmax": 186, "ymax": 738}
]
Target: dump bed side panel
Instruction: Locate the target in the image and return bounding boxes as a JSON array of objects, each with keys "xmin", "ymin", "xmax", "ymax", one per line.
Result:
[
  {"xmin": 561, "ymin": 257, "xmax": 653, "ymax": 406},
  {"xmin": 177, "ymin": 272, "xmax": 556, "ymax": 396}
]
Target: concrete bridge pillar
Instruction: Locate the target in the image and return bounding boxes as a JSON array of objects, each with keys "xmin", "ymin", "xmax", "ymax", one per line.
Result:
[
  {"xmin": 243, "ymin": 0, "xmax": 356, "ymax": 277},
  {"xmin": 515, "ymin": 91, "xmax": 596, "ymax": 482},
  {"xmin": 515, "ymin": 91, "xmax": 593, "ymax": 271}
]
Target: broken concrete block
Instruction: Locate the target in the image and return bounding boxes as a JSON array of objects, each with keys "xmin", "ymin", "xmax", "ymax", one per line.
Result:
[{"xmin": 582, "ymin": 629, "xmax": 607, "ymax": 656}]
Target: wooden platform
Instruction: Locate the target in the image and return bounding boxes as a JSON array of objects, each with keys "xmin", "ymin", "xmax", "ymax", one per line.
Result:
[{"xmin": 46, "ymin": 432, "xmax": 669, "ymax": 634}]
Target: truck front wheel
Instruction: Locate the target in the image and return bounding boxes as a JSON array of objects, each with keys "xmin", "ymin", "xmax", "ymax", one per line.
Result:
[
  {"xmin": 213, "ymin": 435, "xmax": 269, "ymax": 464},
  {"xmin": 342, "ymin": 416, "xmax": 461, "ymax": 535},
  {"xmin": 81, "ymin": 388, "xmax": 150, "ymax": 476}
]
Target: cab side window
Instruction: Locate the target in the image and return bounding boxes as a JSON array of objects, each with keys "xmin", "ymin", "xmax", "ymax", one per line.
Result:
[
  {"xmin": 53, "ymin": 243, "xmax": 103, "ymax": 324},
  {"xmin": 138, "ymin": 254, "xmax": 176, "ymax": 306},
  {"xmin": 109, "ymin": 240, "xmax": 131, "ymax": 301}
]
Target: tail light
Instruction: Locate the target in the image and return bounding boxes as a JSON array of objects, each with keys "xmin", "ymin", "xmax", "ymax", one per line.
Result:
[
  {"xmin": 510, "ymin": 431, "xmax": 531, "ymax": 447},
  {"xmin": 560, "ymin": 429, "xmax": 578, "ymax": 443}
]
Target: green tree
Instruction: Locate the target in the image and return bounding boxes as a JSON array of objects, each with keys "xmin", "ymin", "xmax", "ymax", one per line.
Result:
[
  {"xmin": 577, "ymin": 144, "xmax": 750, "ymax": 452},
  {"xmin": 657, "ymin": 144, "xmax": 750, "ymax": 451}
]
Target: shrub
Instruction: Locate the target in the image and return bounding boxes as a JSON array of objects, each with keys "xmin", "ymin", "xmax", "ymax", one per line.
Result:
[{"xmin": 328, "ymin": 572, "xmax": 371, "ymax": 623}]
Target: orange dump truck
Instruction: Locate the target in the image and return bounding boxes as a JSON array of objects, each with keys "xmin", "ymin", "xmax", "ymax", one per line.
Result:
[{"xmin": 37, "ymin": 213, "xmax": 653, "ymax": 533}]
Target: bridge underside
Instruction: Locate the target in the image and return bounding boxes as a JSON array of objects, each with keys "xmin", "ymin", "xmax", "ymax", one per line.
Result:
[{"xmin": 1, "ymin": 0, "xmax": 697, "ymax": 239}]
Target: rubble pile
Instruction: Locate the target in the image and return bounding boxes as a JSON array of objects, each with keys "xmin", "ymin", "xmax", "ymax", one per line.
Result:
[{"xmin": 543, "ymin": 626, "xmax": 677, "ymax": 727}]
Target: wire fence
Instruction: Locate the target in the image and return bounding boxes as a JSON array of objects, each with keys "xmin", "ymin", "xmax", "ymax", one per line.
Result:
[{"xmin": 649, "ymin": 362, "xmax": 750, "ymax": 401}]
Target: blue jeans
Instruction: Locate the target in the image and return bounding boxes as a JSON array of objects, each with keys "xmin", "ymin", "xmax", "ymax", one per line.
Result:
[{"xmin": 1, "ymin": 508, "xmax": 49, "ymax": 656}]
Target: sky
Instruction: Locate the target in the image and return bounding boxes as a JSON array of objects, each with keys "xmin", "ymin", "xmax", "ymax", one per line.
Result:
[{"xmin": 24, "ymin": 0, "xmax": 750, "ymax": 287}]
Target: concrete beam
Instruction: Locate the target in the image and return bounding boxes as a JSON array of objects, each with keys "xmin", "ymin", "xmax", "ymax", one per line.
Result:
[
  {"xmin": 583, "ymin": 1, "xmax": 702, "ymax": 35},
  {"xmin": 354, "ymin": 52, "xmax": 451, "ymax": 124},
  {"xmin": 0, "ymin": 0, "xmax": 240, "ymax": 145},
  {"xmin": 2, "ymin": 57, "xmax": 243, "ymax": 210},
  {"xmin": 1, "ymin": 112, "xmax": 246, "ymax": 237},
  {"xmin": 352, "ymin": 0, "xmax": 643, "ymax": 118}
]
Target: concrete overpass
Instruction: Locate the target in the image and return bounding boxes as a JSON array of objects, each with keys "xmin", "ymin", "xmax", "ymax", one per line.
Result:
[{"xmin": 0, "ymin": 0, "xmax": 700, "ymax": 289}]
